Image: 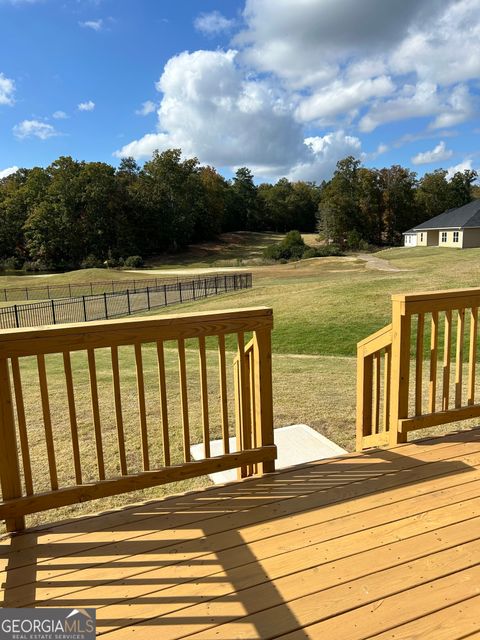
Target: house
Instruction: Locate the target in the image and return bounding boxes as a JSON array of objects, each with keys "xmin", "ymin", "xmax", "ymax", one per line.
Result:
[{"xmin": 403, "ymin": 199, "xmax": 480, "ymax": 248}]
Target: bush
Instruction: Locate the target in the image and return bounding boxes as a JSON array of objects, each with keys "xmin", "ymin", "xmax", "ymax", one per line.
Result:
[
  {"xmin": 302, "ymin": 248, "xmax": 318, "ymax": 259},
  {"xmin": 124, "ymin": 255, "xmax": 144, "ymax": 268},
  {"xmin": 263, "ymin": 230, "xmax": 306, "ymax": 262},
  {"xmin": 81, "ymin": 254, "xmax": 103, "ymax": 269},
  {"xmin": 0, "ymin": 256, "xmax": 23, "ymax": 271}
]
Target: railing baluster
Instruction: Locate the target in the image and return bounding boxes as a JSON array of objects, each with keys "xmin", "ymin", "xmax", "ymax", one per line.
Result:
[
  {"xmin": 218, "ymin": 335, "xmax": 230, "ymax": 454},
  {"xmin": 455, "ymin": 308, "xmax": 465, "ymax": 408},
  {"xmin": 442, "ymin": 310, "xmax": 452, "ymax": 411},
  {"xmin": 87, "ymin": 348, "xmax": 105, "ymax": 480},
  {"xmin": 373, "ymin": 352, "xmax": 381, "ymax": 434},
  {"xmin": 11, "ymin": 358, "xmax": 33, "ymax": 496},
  {"xmin": 468, "ymin": 306, "xmax": 478, "ymax": 406},
  {"xmin": 134, "ymin": 343, "xmax": 150, "ymax": 471},
  {"xmin": 428, "ymin": 311, "xmax": 438, "ymax": 414},
  {"xmin": 156, "ymin": 340, "xmax": 170, "ymax": 466},
  {"xmin": 37, "ymin": 354, "xmax": 58, "ymax": 490},
  {"xmin": 198, "ymin": 336, "xmax": 210, "ymax": 458},
  {"xmin": 0, "ymin": 358, "xmax": 25, "ymax": 531},
  {"xmin": 415, "ymin": 313, "xmax": 424, "ymax": 415},
  {"xmin": 63, "ymin": 352, "xmax": 82, "ymax": 485},
  {"xmin": 383, "ymin": 345, "xmax": 391, "ymax": 433},
  {"xmin": 178, "ymin": 338, "xmax": 190, "ymax": 462},
  {"xmin": 111, "ymin": 346, "xmax": 127, "ymax": 475},
  {"xmin": 236, "ymin": 332, "xmax": 253, "ymax": 477}
]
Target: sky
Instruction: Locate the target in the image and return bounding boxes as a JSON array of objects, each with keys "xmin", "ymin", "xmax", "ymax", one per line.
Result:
[{"xmin": 0, "ymin": 0, "xmax": 479, "ymax": 183}]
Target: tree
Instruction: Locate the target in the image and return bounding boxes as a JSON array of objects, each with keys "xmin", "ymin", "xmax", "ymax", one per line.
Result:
[
  {"xmin": 378, "ymin": 165, "xmax": 418, "ymax": 245},
  {"xmin": 231, "ymin": 167, "xmax": 259, "ymax": 230},
  {"xmin": 318, "ymin": 156, "xmax": 362, "ymax": 245}
]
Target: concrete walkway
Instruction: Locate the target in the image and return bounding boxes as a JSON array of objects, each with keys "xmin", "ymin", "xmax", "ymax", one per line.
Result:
[{"xmin": 357, "ymin": 252, "xmax": 404, "ymax": 272}]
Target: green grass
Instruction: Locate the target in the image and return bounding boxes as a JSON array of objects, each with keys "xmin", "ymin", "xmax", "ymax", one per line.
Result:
[{"xmin": 143, "ymin": 247, "xmax": 480, "ymax": 357}]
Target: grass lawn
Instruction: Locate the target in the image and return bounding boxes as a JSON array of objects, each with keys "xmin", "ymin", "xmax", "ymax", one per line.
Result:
[{"xmin": 6, "ymin": 243, "xmax": 480, "ymax": 529}]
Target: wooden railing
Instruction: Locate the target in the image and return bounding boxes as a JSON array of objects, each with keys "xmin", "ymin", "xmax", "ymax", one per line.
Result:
[
  {"xmin": 357, "ymin": 287, "xmax": 480, "ymax": 450},
  {"xmin": 0, "ymin": 307, "xmax": 276, "ymax": 532}
]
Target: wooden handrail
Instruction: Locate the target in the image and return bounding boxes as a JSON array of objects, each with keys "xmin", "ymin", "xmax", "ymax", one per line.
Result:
[
  {"xmin": 0, "ymin": 307, "xmax": 276, "ymax": 532},
  {"xmin": 357, "ymin": 287, "xmax": 480, "ymax": 450}
]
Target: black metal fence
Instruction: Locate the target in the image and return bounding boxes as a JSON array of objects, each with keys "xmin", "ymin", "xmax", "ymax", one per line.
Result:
[
  {"xmin": 0, "ymin": 273, "xmax": 252, "ymax": 329},
  {"xmin": 0, "ymin": 273, "xmax": 236, "ymax": 303}
]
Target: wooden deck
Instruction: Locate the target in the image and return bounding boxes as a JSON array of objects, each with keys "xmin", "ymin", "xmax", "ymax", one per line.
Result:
[{"xmin": 2, "ymin": 427, "xmax": 480, "ymax": 639}]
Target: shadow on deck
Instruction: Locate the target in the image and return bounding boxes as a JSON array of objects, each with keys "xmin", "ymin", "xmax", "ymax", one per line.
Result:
[{"xmin": 2, "ymin": 427, "xmax": 480, "ymax": 639}]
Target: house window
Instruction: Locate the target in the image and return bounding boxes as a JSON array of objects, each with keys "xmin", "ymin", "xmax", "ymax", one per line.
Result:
[
  {"xmin": 453, "ymin": 231, "xmax": 459, "ymax": 243},
  {"xmin": 441, "ymin": 231, "xmax": 447, "ymax": 243},
  {"xmin": 420, "ymin": 233, "xmax": 424, "ymax": 242}
]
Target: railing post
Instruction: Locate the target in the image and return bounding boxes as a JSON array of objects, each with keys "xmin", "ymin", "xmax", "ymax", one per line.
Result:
[
  {"xmin": 389, "ymin": 297, "xmax": 411, "ymax": 446},
  {"xmin": 252, "ymin": 324, "xmax": 275, "ymax": 474},
  {"xmin": 356, "ymin": 345, "xmax": 373, "ymax": 451},
  {"xmin": 0, "ymin": 358, "xmax": 25, "ymax": 532}
]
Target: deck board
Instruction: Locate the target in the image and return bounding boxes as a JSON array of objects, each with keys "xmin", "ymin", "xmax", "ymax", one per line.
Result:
[{"xmin": 1, "ymin": 428, "xmax": 480, "ymax": 639}]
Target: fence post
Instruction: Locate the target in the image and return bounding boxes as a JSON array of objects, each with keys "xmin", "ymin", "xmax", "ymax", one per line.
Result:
[
  {"xmin": 14, "ymin": 305, "xmax": 19, "ymax": 328},
  {"xmin": 192, "ymin": 281, "xmax": 196, "ymax": 300},
  {"xmin": 215, "ymin": 276, "xmax": 218, "ymax": 295},
  {"xmin": 82, "ymin": 296, "xmax": 87, "ymax": 322},
  {"xmin": 204, "ymin": 277, "xmax": 207, "ymax": 297},
  {"xmin": 179, "ymin": 282, "xmax": 182, "ymax": 303},
  {"xmin": 51, "ymin": 299, "xmax": 56, "ymax": 325},
  {"xmin": 146, "ymin": 286, "xmax": 151, "ymax": 310},
  {"xmin": 47, "ymin": 285, "xmax": 50, "ymax": 299},
  {"xmin": 388, "ymin": 296, "xmax": 410, "ymax": 447},
  {"xmin": 68, "ymin": 283, "xmax": 72, "ymax": 297},
  {"xmin": 224, "ymin": 275, "xmax": 227, "ymax": 292},
  {"xmin": 104, "ymin": 292, "xmax": 109, "ymax": 319},
  {"xmin": 253, "ymin": 323, "xmax": 275, "ymax": 474},
  {"xmin": 127, "ymin": 289, "xmax": 131, "ymax": 315},
  {"xmin": 0, "ymin": 358, "xmax": 25, "ymax": 532},
  {"xmin": 25, "ymin": 287, "xmax": 28, "ymax": 301},
  {"xmin": 164, "ymin": 284, "xmax": 168, "ymax": 306}
]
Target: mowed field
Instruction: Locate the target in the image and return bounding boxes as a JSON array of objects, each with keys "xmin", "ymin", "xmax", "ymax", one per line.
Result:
[{"xmin": 4, "ymin": 240, "xmax": 480, "ymax": 528}]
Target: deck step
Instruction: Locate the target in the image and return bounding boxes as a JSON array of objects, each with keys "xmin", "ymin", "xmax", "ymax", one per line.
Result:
[{"xmin": 190, "ymin": 424, "xmax": 347, "ymax": 484}]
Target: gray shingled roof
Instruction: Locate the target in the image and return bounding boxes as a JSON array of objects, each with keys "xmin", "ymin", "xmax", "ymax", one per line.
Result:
[{"xmin": 412, "ymin": 200, "xmax": 480, "ymax": 231}]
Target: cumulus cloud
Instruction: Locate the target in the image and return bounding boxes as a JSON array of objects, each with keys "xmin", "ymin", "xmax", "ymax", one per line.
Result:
[
  {"xmin": 115, "ymin": 49, "xmax": 308, "ymax": 177},
  {"xmin": 13, "ymin": 119, "xmax": 59, "ymax": 140},
  {"xmin": 0, "ymin": 166, "xmax": 19, "ymax": 179},
  {"xmin": 79, "ymin": 19, "xmax": 103, "ymax": 31},
  {"xmin": 295, "ymin": 76, "xmax": 394, "ymax": 124},
  {"xmin": 78, "ymin": 100, "xmax": 95, "ymax": 111},
  {"xmin": 446, "ymin": 159, "xmax": 474, "ymax": 179},
  {"xmin": 135, "ymin": 100, "xmax": 156, "ymax": 116},
  {"xmin": 0, "ymin": 72, "xmax": 15, "ymax": 106},
  {"xmin": 287, "ymin": 131, "xmax": 362, "ymax": 182},
  {"xmin": 411, "ymin": 141, "xmax": 453, "ymax": 165},
  {"xmin": 52, "ymin": 110, "xmax": 68, "ymax": 119},
  {"xmin": 194, "ymin": 10, "xmax": 235, "ymax": 36},
  {"xmin": 235, "ymin": 0, "xmax": 479, "ymax": 131}
]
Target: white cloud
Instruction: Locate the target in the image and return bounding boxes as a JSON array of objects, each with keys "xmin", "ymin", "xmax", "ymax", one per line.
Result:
[
  {"xmin": 52, "ymin": 110, "xmax": 68, "ymax": 119},
  {"xmin": 13, "ymin": 119, "xmax": 59, "ymax": 140},
  {"xmin": 78, "ymin": 100, "xmax": 95, "ymax": 111},
  {"xmin": 135, "ymin": 100, "xmax": 156, "ymax": 116},
  {"xmin": 287, "ymin": 131, "xmax": 362, "ymax": 182},
  {"xmin": 295, "ymin": 76, "xmax": 394, "ymax": 124},
  {"xmin": 194, "ymin": 11, "xmax": 235, "ymax": 36},
  {"xmin": 446, "ymin": 159, "xmax": 474, "ymax": 179},
  {"xmin": 115, "ymin": 49, "xmax": 307, "ymax": 177},
  {"xmin": 0, "ymin": 72, "xmax": 15, "ymax": 106},
  {"xmin": 79, "ymin": 19, "xmax": 103, "ymax": 31},
  {"xmin": 0, "ymin": 166, "xmax": 19, "ymax": 179},
  {"xmin": 412, "ymin": 141, "xmax": 453, "ymax": 165}
]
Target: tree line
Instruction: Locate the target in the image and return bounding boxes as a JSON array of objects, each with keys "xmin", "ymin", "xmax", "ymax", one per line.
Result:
[{"xmin": 0, "ymin": 149, "xmax": 477, "ymax": 270}]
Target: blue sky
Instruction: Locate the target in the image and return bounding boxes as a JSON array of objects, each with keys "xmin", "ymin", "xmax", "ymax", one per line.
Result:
[{"xmin": 0, "ymin": 0, "xmax": 479, "ymax": 182}]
